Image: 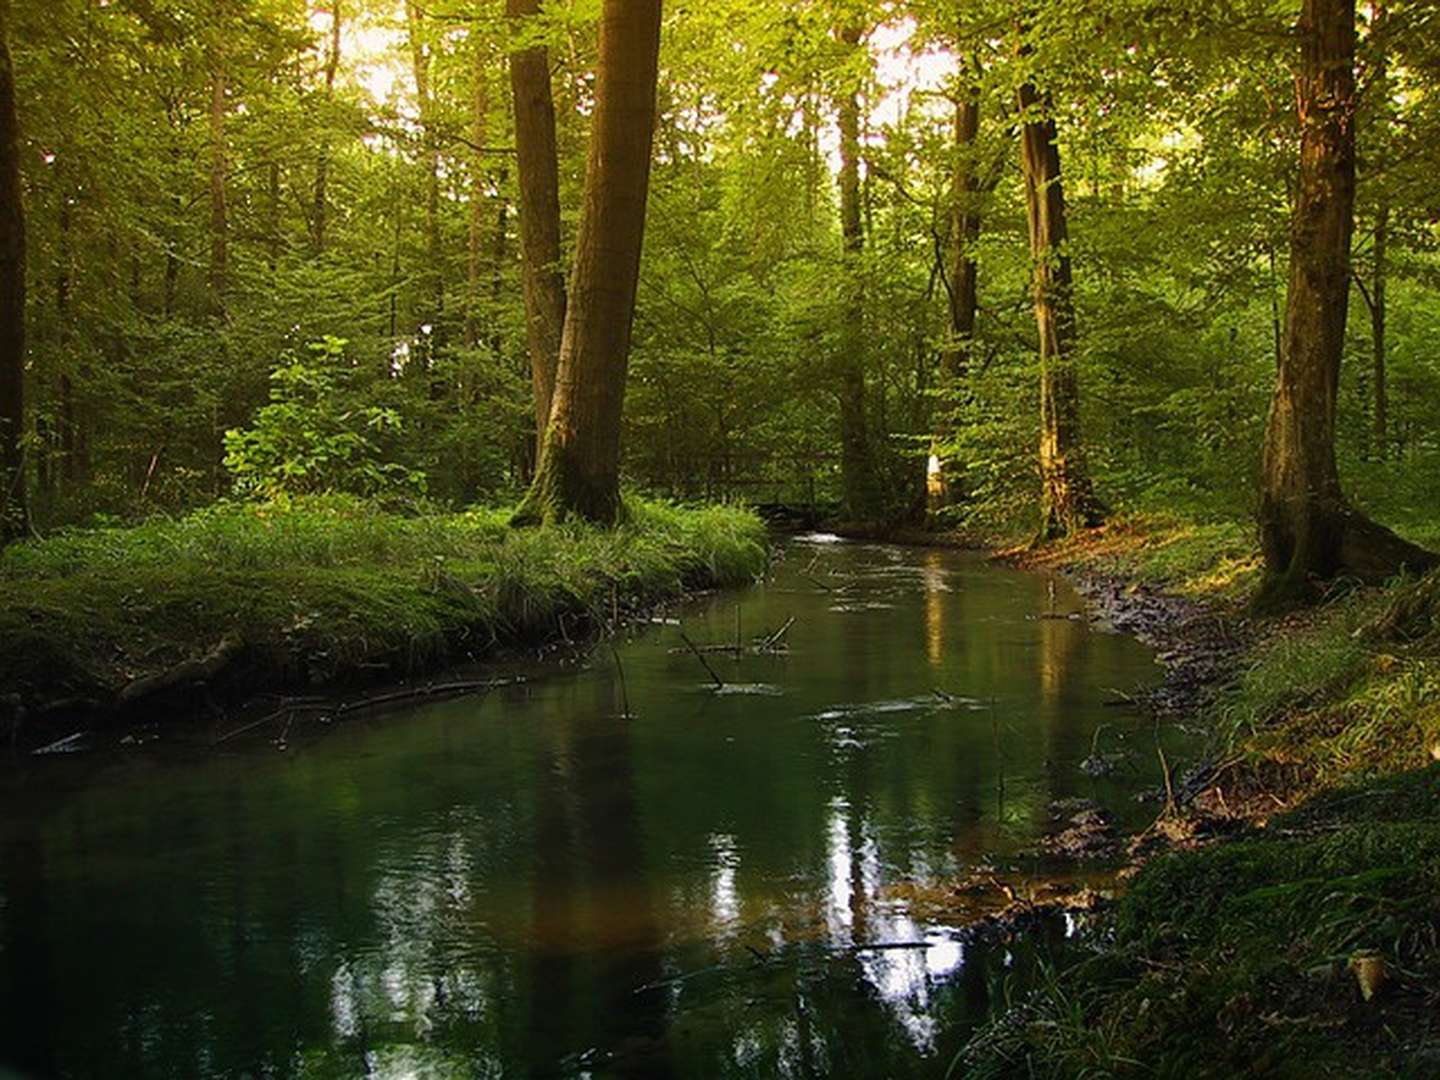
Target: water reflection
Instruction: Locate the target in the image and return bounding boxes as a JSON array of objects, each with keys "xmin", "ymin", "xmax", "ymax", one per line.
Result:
[
  {"xmin": 0, "ymin": 540, "xmax": 1179, "ymax": 1078},
  {"xmin": 922, "ymin": 549, "xmax": 947, "ymax": 669}
]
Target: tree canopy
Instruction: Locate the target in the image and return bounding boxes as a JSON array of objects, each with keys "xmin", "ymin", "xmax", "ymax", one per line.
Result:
[{"xmin": 5, "ymin": 0, "xmax": 1440, "ymax": 589}]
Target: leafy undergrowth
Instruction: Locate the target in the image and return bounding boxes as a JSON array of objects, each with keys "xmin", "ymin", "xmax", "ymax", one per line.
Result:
[
  {"xmin": 961, "ymin": 519, "xmax": 1440, "ymax": 1077},
  {"xmin": 1000, "ymin": 511, "xmax": 1263, "ymax": 605},
  {"xmin": 0, "ymin": 495, "xmax": 768, "ymax": 708},
  {"xmin": 960, "ymin": 766, "xmax": 1440, "ymax": 1078}
]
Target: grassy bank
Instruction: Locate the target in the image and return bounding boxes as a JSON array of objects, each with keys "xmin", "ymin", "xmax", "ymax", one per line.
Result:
[
  {"xmin": 961, "ymin": 512, "xmax": 1440, "ymax": 1077},
  {"xmin": 0, "ymin": 496, "xmax": 768, "ymax": 715}
]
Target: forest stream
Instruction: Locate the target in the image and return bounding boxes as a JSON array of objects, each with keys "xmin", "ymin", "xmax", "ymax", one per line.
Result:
[{"xmin": 0, "ymin": 536, "xmax": 1193, "ymax": 1079}]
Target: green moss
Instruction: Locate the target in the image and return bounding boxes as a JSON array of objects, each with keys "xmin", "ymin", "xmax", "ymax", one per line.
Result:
[
  {"xmin": 964, "ymin": 527, "xmax": 1440, "ymax": 1079},
  {"xmin": 963, "ymin": 780, "xmax": 1440, "ymax": 1078},
  {"xmin": 0, "ymin": 495, "xmax": 768, "ymax": 704}
]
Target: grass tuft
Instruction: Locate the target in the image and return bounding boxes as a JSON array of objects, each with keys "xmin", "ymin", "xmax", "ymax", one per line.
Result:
[{"xmin": 0, "ymin": 495, "xmax": 768, "ymax": 706}]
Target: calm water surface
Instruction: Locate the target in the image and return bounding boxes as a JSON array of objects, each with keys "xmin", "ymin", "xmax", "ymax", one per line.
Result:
[{"xmin": 0, "ymin": 537, "xmax": 1182, "ymax": 1078}]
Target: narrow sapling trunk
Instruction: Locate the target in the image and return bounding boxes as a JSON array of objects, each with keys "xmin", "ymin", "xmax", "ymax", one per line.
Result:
[
  {"xmin": 507, "ymin": 0, "xmax": 567, "ymax": 453},
  {"xmin": 931, "ymin": 86, "xmax": 981, "ymax": 510},
  {"xmin": 835, "ymin": 24, "xmax": 882, "ymax": 522},
  {"xmin": 208, "ymin": 56, "xmax": 228, "ymax": 316},
  {"xmin": 406, "ymin": 0, "xmax": 444, "ymax": 333},
  {"xmin": 1256, "ymin": 0, "xmax": 1434, "ymax": 607},
  {"xmin": 513, "ymin": 0, "xmax": 662, "ymax": 525},
  {"xmin": 0, "ymin": 0, "xmax": 23, "ymax": 540},
  {"xmin": 465, "ymin": 33, "xmax": 490, "ymax": 350},
  {"xmin": 1017, "ymin": 79, "xmax": 1103, "ymax": 540},
  {"xmin": 1370, "ymin": 203, "xmax": 1387, "ymax": 458},
  {"xmin": 312, "ymin": 0, "xmax": 340, "ymax": 255}
]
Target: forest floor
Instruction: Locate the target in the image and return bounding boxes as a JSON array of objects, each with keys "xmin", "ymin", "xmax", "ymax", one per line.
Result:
[
  {"xmin": 0, "ymin": 496, "xmax": 768, "ymax": 746},
  {"xmin": 954, "ymin": 511, "xmax": 1440, "ymax": 1078}
]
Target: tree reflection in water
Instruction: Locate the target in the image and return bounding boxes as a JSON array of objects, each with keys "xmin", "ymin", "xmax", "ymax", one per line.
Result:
[{"xmin": 0, "ymin": 540, "xmax": 1180, "ymax": 1078}]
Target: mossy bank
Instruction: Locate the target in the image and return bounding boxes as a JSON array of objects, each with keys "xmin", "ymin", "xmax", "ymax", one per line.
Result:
[
  {"xmin": 961, "ymin": 511, "xmax": 1440, "ymax": 1078},
  {"xmin": 0, "ymin": 497, "xmax": 768, "ymax": 725}
]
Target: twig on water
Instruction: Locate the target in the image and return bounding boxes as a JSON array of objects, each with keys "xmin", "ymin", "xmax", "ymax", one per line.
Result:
[
  {"xmin": 212, "ymin": 678, "xmax": 513, "ymax": 745},
  {"xmin": 610, "ymin": 643, "xmax": 633, "ymax": 718},
  {"xmin": 760, "ymin": 616, "xmax": 796, "ymax": 651},
  {"xmin": 678, "ymin": 630, "xmax": 726, "ymax": 689}
]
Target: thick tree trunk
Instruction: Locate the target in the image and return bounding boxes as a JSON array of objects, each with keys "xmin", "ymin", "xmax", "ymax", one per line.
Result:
[
  {"xmin": 0, "ymin": 0, "xmax": 24, "ymax": 541},
  {"xmin": 513, "ymin": 0, "xmax": 662, "ymax": 525},
  {"xmin": 507, "ymin": 0, "xmax": 566, "ymax": 455},
  {"xmin": 465, "ymin": 33, "xmax": 490, "ymax": 350},
  {"xmin": 208, "ymin": 58, "xmax": 228, "ymax": 316},
  {"xmin": 931, "ymin": 90, "xmax": 981, "ymax": 509},
  {"xmin": 1257, "ymin": 0, "xmax": 1433, "ymax": 606},
  {"xmin": 311, "ymin": 0, "xmax": 340, "ymax": 255},
  {"xmin": 835, "ymin": 24, "xmax": 881, "ymax": 522},
  {"xmin": 1017, "ymin": 79, "xmax": 1103, "ymax": 539}
]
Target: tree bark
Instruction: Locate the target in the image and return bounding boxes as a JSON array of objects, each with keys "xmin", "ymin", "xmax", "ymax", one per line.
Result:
[
  {"xmin": 1257, "ymin": 0, "xmax": 1433, "ymax": 606},
  {"xmin": 311, "ymin": 0, "xmax": 340, "ymax": 256},
  {"xmin": 0, "ymin": 0, "xmax": 24, "ymax": 541},
  {"xmin": 1017, "ymin": 79, "xmax": 1103, "ymax": 539},
  {"xmin": 513, "ymin": 0, "xmax": 662, "ymax": 525},
  {"xmin": 835, "ymin": 24, "xmax": 881, "ymax": 522},
  {"xmin": 507, "ymin": 0, "xmax": 567, "ymax": 456}
]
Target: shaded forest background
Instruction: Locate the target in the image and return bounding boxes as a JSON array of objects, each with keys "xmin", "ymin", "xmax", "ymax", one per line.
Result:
[{"xmin": 6, "ymin": 0, "xmax": 1440, "ymax": 536}]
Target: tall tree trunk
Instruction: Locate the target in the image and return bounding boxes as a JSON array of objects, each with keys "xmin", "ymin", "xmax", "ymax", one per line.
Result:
[
  {"xmin": 312, "ymin": 0, "xmax": 340, "ymax": 255},
  {"xmin": 507, "ymin": 0, "xmax": 566, "ymax": 455},
  {"xmin": 1017, "ymin": 79, "xmax": 1103, "ymax": 539},
  {"xmin": 931, "ymin": 86, "xmax": 981, "ymax": 509},
  {"xmin": 0, "ymin": 0, "xmax": 23, "ymax": 540},
  {"xmin": 835, "ymin": 24, "xmax": 881, "ymax": 522},
  {"xmin": 1257, "ymin": 0, "xmax": 1433, "ymax": 606},
  {"xmin": 513, "ymin": 0, "xmax": 662, "ymax": 525},
  {"xmin": 208, "ymin": 57, "xmax": 228, "ymax": 316},
  {"xmin": 465, "ymin": 32, "xmax": 489, "ymax": 350},
  {"xmin": 405, "ymin": 0, "xmax": 443, "ymax": 336}
]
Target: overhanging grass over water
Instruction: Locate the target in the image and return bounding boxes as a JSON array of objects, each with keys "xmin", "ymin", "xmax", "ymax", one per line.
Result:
[
  {"xmin": 963, "ymin": 517, "xmax": 1440, "ymax": 1077},
  {"xmin": 0, "ymin": 496, "xmax": 768, "ymax": 703}
]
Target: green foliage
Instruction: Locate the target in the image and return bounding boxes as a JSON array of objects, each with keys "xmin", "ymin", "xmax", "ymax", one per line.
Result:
[
  {"xmin": 0, "ymin": 496, "xmax": 768, "ymax": 700},
  {"xmin": 963, "ymin": 772, "xmax": 1440, "ymax": 1078},
  {"xmin": 222, "ymin": 337, "xmax": 426, "ymax": 501}
]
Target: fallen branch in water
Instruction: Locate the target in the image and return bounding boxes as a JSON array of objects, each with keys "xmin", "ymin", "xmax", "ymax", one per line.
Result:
[
  {"xmin": 213, "ymin": 677, "xmax": 515, "ymax": 744},
  {"xmin": 760, "ymin": 616, "xmax": 796, "ymax": 652},
  {"xmin": 677, "ymin": 630, "xmax": 725, "ymax": 689},
  {"xmin": 801, "ymin": 572, "xmax": 835, "ymax": 593},
  {"xmin": 847, "ymin": 940, "xmax": 934, "ymax": 952}
]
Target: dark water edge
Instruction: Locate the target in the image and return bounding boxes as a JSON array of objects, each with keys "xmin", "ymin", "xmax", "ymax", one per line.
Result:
[{"xmin": 0, "ymin": 536, "xmax": 1189, "ymax": 1078}]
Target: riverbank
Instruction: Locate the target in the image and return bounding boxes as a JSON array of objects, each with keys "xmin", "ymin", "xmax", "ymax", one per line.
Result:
[
  {"xmin": 0, "ymin": 496, "xmax": 768, "ymax": 738},
  {"xmin": 959, "ymin": 512, "xmax": 1440, "ymax": 1077}
]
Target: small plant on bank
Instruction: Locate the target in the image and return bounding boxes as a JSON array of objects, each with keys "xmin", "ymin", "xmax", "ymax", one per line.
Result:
[{"xmin": 223, "ymin": 336, "xmax": 427, "ymax": 501}]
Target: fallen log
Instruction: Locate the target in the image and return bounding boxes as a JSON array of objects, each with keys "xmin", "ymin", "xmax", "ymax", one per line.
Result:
[{"xmin": 117, "ymin": 636, "xmax": 244, "ymax": 706}]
